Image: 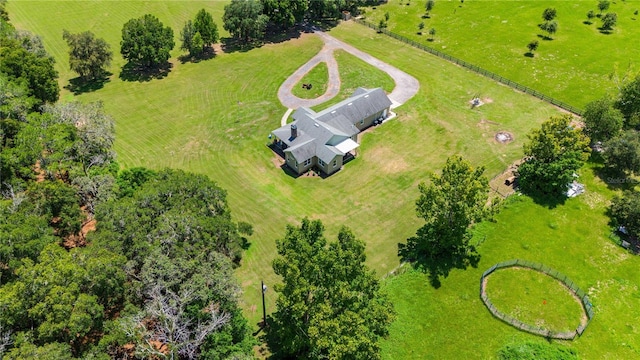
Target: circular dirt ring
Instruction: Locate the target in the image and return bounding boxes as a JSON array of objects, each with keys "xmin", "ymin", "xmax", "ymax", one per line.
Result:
[
  {"xmin": 495, "ymin": 131, "xmax": 513, "ymax": 144},
  {"xmin": 480, "ymin": 261, "xmax": 592, "ymax": 339}
]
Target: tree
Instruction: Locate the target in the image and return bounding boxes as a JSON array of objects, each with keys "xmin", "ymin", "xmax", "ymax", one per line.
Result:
[
  {"xmin": 527, "ymin": 40, "xmax": 539, "ymax": 55},
  {"xmin": 610, "ymin": 190, "xmax": 640, "ymax": 239},
  {"xmin": 541, "ymin": 20, "xmax": 558, "ymax": 38},
  {"xmin": 378, "ymin": 19, "xmax": 388, "ymax": 33},
  {"xmin": 602, "ymin": 130, "xmax": 640, "ymax": 175},
  {"xmin": 428, "ymin": 27, "xmax": 436, "ymax": 40},
  {"xmin": 601, "ymin": 12, "xmax": 617, "ymax": 31},
  {"xmin": 268, "ymin": 219, "xmax": 394, "ymax": 359},
  {"xmin": 583, "ymin": 96, "xmax": 624, "ymax": 143},
  {"xmin": 222, "ymin": 0, "xmax": 269, "ymax": 43},
  {"xmin": 586, "ymin": 10, "xmax": 596, "ymax": 24},
  {"xmin": 62, "ymin": 30, "xmax": 112, "ymax": 81},
  {"xmin": 399, "ymin": 156, "xmax": 490, "ymax": 265},
  {"xmin": 0, "ymin": 39, "xmax": 59, "ymax": 105},
  {"xmin": 384, "ymin": 12, "xmax": 390, "ymax": 22},
  {"xmin": 418, "ymin": 21, "xmax": 425, "ymax": 34},
  {"xmin": 191, "ymin": 32, "xmax": 204, "ymax": 57},
  {"xmin": 193, "ymin": 9, "xmax": 218, "ymax": 48},
  {"xmin": 517, "ymin": 114, "xmax": 591, "ymax": 197},
  {"xmin": 262, "ymin": 0, "xmax": 308, "ymax": 29},
  {"xmin": 598, "ymin": 0, "xmax": 610, "ymax": 14},
  {"xmin": 180, "ymin": 20, "xmax": 197, "ymax": 55},
  {"xmin": 616, "ymin": 75, "xmax": 640, "ymax": 129},
  {"xmin": 425, "ymin": 0, "xmax": 435, "ymax": 16},
  {"xmin": 542, "ymin": 7, "xmax": 557, "ymax": 21},
  {"xmin": 120, "ymin": 14, "xmax": 174, "ymax": 68}
]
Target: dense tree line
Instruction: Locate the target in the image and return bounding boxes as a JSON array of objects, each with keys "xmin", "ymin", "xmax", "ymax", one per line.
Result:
[{"xmin": 0, "ymin": 6, "xmax": 254, "ymax": 358}]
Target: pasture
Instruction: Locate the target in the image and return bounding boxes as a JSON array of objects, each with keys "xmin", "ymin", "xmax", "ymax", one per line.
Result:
[
  {"xmin": 365, "ymin": 0, "xmax": 640, "ymax": 108},
  {"xmin": 8, "ymin": 2, "xmax": 640, "ymax": 358}
]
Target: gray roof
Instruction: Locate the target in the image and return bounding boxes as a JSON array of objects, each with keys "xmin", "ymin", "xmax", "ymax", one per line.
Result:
[
  {"xmin": 315, "ymin": 87, "xmax": 392, "ymax": 126},
  {"xmin": 272, "ymin": 88, "xmax": 392, "ymax": 163}
]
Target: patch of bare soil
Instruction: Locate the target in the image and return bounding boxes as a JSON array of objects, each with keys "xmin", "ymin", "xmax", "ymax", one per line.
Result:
[
  {"xmin": 34, "ymin": 160, "xmax": 45, "ymax": 182},
  {"xmin": 489, "ymin": 160, "xmax": 522, "ymax": 198}
]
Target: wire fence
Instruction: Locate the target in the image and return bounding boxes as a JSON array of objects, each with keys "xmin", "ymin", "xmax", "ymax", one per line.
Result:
[
  {"xmin": 479, "ymin": 259, "xmax": 594, "ymax": 340},
  {"xmin": 352, "ymin": 18, "xmax": 583, "ymax": 116}
]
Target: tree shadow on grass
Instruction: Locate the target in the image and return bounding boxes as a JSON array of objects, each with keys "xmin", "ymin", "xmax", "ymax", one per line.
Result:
[
  {"xmin": 536, "ymin": 34, "xmax": 553, "ymax": 41},
  {"xmin": 398, "ymin": 242, "xmax": 480, "ymax": 289},
  {"xmin": 177, "ymin": 47, "xmax": 217, "ymax": 64},
  {"xmin": 524, "ymin": 52, "xmax": 534, "ymax": 58},
  {"xmin": 119, "ymin": 62, "xmax": 172, "ymax": 82},
  {"xmin": 63, "ymin": 72, "xmax": 112, "ymax": 95},
  {"xmin": 598, "ymin": 28, "xmax": 614, "ymax": 34},
  {"xmin": 590, "ymin": 152, "xmax": 639, "ymax": 191}
]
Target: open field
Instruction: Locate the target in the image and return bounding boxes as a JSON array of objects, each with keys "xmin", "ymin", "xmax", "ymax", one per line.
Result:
[
  {"xmin": 10, "ymin": 4, "xmax": 638, "ymax": 359},
  {"xmin": 485, "ymin": 267, "xmax": 586, "ymax": 333},
  {"xmin": 7, "ymin": 1, "xmax": 565, "ymax": 329},
  {"xmin": 291, "ymin": 61, "xmax": 329, "ymax": 99},
  {"xmin": 365, "ymin": 0, "xmax": 640, "ymax": 108},
  {"xmin": 381, "ymin": 161, "xmax": 640, "ymax": 359}
]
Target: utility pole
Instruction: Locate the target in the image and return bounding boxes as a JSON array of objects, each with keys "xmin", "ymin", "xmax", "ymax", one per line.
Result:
[{"xmin": 261, "ymin": 280, "xmax": 268, "ymax": 327}]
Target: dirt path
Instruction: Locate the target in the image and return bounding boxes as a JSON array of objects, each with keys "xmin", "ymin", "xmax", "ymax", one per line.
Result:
[{"xmin": 277, "ymin": 27, "xmax": 420, "ymax": 120}]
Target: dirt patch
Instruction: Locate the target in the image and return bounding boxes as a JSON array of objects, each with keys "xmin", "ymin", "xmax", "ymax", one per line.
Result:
[
  {"xmin": 489, "ymin": 159, "xmax": 522, "ymax": 198},
  {"xmin": 483, "ymin": 97, "xmax": 494, "ymax": 104},
  {"xmin": 495, "ymin": 131, "xmax": 514, "ymax": 144}
]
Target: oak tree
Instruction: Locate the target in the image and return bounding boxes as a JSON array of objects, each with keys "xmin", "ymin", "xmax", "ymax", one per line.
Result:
[
  {"xmin": 269, "ymin": 219, "xmax": 394, "ymax": 359},
  {"xmin": 120, "ymin": 14, "xmax": 174, "ymax": 68},
  {"xmin": 62, "ymin": 30, "xmax": 113, "ymax": 80}
]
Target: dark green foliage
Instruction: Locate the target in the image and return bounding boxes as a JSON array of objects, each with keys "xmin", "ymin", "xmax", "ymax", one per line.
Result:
[
  {"xmin": 27, "ymin": 180, "xmax": 84, "ymax": 237},
  {"xmin": 583, "ymin": 96, "xmax": 624, "ymax": 142},
  {"xmin": 62, "ymin": 30, "xmax": 112, "ymax": 81},
  {"xmin": 180, "ymin": 20, "xmax": 196, "ymax": 54},
  {"xmin": 262, "ymin": 0, "xmax": 307, "ymax": 29},
  {"xmin": 223, "ymin": 0, "xmax": 269, "ymax": 43},
  {"xmin": 610, "ymin": 190, "xmax": 640, "ymax": 239},
  {"xmin": 598, "ymin": 0, "xmax": 610, "ymax": 14},
  {"xmin": 425, "ymin": 0, "xmax": 435, "ymax": 15},
  {"xmin": 193, "ymin": 9, "xmax": 219, "ymax": 47},
  {"xmin": 0, "ymin": 244, "xmax": 125, "ymax": 351},
  {"xmin": 527, "ymin": 40, "xmax": 539, "ymax": 54},
  {"xmin": 517, "ymin": 114, "xmax": 591, "ymax": 198},
  {"xmin": 399, "ymin": 156, "xmax": 490, "ymax": 286},
  {"xmin": 114, "ymin": 167, "xmax": 157, "ymax": 198},
  {"xmin": 0, "ymin": 38, "xmax": 59, "ymax": 105},
  {"xmin": 617, "ymin": 75, "xmax": 640, "ymax": 129},
  {"xmin": 540, "ymin": 20, "xmax": 558, "ymax": 38},
  {"xmin": 542, "ymin": 8, "xmax": 557, "ymax": 22},
  {"xmin": 307, "ymin": 0, "xmax": 343, "ymax": 20},
  {"xmin": 498, "ymin": 340, "xmax": 577, "ymax": 360},
  {"xmin": 586, "ymin": 10, "xmax": 596, "ymax": 23},
  {"xmin": 93, "ymin": 169, "xmax": 246, "ymax": 270},
  {"xmin": 602, "ymin": 130, "xmax": 640, "ymax": 175},
  {"xmin": 269, "ymin": 219, "xmax": 394, "ymax": 359},
  {"xmin": 601, "ymin": 12, "xmax": 617, "ymax": 30},
  {"xmin": 120, "ymin": 14, "xmax": 174, "ymax": 68},
  {"xmin": 5, "ymin": 335, "xmax": 73, "ymax": 360}
]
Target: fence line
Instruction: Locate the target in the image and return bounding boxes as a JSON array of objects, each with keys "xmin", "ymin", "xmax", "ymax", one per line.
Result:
[
  {"xmin": 352, "ymin": 18, "xmax": 583, "ymax": 116},
  {"xmin": 479, "ymin": 259, "xmax": 594, "ymax": 340}
]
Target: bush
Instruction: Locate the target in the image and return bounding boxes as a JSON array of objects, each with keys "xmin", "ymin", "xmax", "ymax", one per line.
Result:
[{"xmin": 498, "ymin": 341, "xmax": 577, "ymax": 360}]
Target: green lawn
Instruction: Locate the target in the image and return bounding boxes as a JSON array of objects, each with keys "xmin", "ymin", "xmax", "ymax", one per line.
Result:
[
  {"xmin": 381, "ymin": 161, "xmax": 640, "ymax": 359},
  {"xmin": 311, "ymin": 49, "xmax": 395, "ymax": 110},
  {"xmin": 364, "ymin": 0, "xmax": 640, "ymax": 108},
  {"xmin": 291, "ymin": 61, "xmax": 329, "ymax": 99},
  {"xmin": 485, "ymin": 267, "xmax": 585, "ymax": 333},
  {"xmin": 7, "ymin": 1, "xmax": 564, "ymax": 330}
]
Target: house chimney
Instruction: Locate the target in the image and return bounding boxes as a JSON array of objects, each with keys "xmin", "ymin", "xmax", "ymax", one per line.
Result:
[{"xmin": 290, "ymin": 124, "xmax": 297, "ymax": 139}]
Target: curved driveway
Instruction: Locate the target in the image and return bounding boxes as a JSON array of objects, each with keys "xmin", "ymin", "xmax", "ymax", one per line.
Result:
[{"xmin": 278, "ymin": 28, "xmax": 419, "ymax": 114}]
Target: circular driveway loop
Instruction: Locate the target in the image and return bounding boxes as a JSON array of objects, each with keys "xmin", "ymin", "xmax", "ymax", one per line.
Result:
[{"xmin": 277, "ymin": 28, "xmax": 420, "ymax": 118}]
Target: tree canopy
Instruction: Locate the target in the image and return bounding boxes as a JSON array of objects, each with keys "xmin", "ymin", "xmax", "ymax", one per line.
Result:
[
  {"xmin": 610, "ymin": 190, "xmax": 640, "ymax": 240},
  {"xmin": 268, "ymin": 218, "xmax": 394, "ymax": 359},
  {"xmin": 193, "ymin": 9, "xmax": 219, "ymax": 47},
  {"xmin": 583, "ymin": 96, "xmax": 624, "ymax": 143},
  {"xmin": 262, "ymin": 0, "xmax": 307, "ymax": 29},
  {"xmin": 223, "ymin": 0, "xmax": 269, "ymax": 43},
  {"xmin": 120, "ymin": 14, "xmax": 174, "ymax": 68},
  {"xmin": 399, "ymin": 156, "xmax": 491, "ymax": 286},
  {"xmin": 517, "ymin": 114, "xmax": 591, "ymax": 198},
  {"xmin": 602, "ymin": 130, "xmax": 640, "ymax": 175},
  {"xmin": 62, "ymin": 30, "xmax": 112, "ymax": 80},
  {"xmin": 616, "ymin": 74, "xmax": 640, "ymax": 129}
]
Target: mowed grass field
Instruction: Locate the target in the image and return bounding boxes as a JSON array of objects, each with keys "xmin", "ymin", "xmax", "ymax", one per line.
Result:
[
  {"xmin": 381, "ymin": 162, "xmax": 640, "ymax": 359},
  {"xmin": 12, "ymin": 4, "xmax": 639, "ymax": 358},
  {"xmin": 365, "ymin": 0, "xmax": 640, "ymax": 108}
]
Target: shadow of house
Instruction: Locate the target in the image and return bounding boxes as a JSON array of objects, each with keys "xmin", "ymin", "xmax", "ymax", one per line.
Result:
[{"xmin": 271, "ymin": 88, "xmax": 391, "ymax": 176}]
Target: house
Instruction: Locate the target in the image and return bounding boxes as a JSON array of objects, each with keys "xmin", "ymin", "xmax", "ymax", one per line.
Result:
[{"xmin": 271, "ymin": 87, "xmax": 392, "ymax": 175}]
